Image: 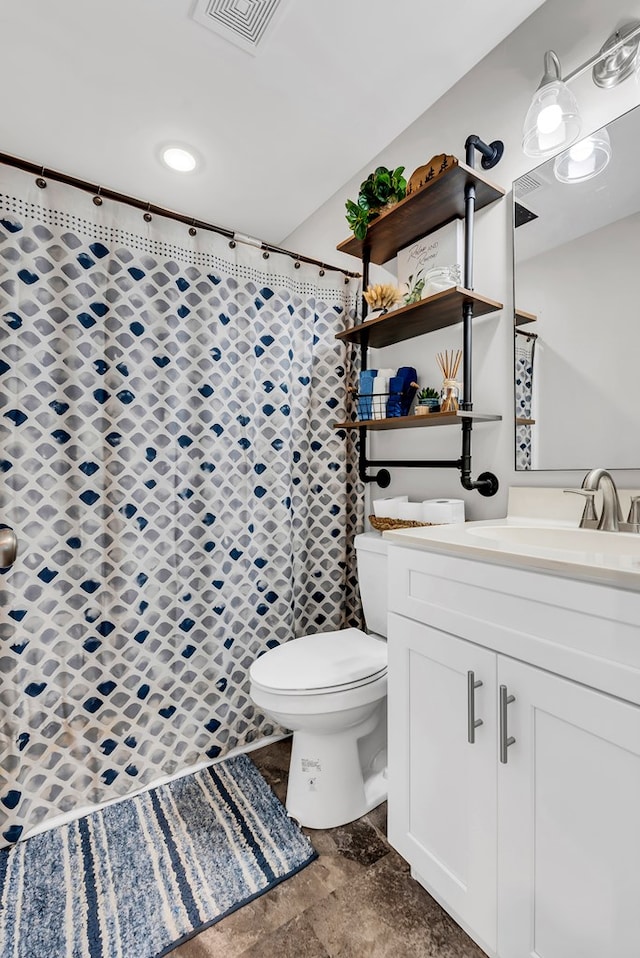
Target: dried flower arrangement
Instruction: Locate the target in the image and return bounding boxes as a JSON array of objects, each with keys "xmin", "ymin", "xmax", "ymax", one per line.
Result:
[{"xmin": 363, "ymin": 283, "xmax": 404, "ymax": 312}]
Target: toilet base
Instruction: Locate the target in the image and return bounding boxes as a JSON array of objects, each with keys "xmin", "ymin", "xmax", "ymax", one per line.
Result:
[{"xmin": 285, "ymin": 701, "xmax": 387, "ymax": 829}]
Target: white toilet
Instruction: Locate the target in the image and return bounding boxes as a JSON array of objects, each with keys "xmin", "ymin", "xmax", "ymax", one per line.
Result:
[{"xmin": 249, "ymin": 532, "xmax": 389, "ymax": 829}]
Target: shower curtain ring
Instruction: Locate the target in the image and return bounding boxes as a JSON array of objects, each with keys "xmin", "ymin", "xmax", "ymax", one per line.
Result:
[
  {"xmin": 36, "ymin": 167, "xmax": 47, "ymax": 189},
  {"xmin": 189, "ymin": 219, "xmax": 197, "ymax": 237},
  {"xmin": 262, "ymin": 250, "xmax": 270, "ymax": 259},
  {"xmin": 143, "ymin": 203, "xmax": 152, "ymax": 223},
  {"xmin": 294, "ymin": 258, "xmax": 301, "ymax": 269},
  {"xmin": 319, "ymin": 268, "xmax": 325, "ymax": 277},
  {"xmin": 93, "ymin": 186, "xmax": 103, "ymax": 206}
]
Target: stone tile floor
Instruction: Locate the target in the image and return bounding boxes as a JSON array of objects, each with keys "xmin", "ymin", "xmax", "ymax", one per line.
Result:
[{"xmin": 170, "ymin": 738, "xmax": 485, "ymax": 958}]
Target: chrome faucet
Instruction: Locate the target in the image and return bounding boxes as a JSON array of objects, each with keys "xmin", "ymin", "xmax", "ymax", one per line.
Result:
[
  {"xmin": 580, "ymin": 469, "xmax": 624, "ymax": 532},
  {"xmin": 565, "ymin": 470, "xmax": 640, "ymax": 532}
]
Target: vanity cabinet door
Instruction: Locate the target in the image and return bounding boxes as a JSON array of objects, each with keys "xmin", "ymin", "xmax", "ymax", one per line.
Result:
[
  {"xmin": 497, "ymin": 656, "xmax": 640, "ymax": 958},
  {"xmin": 387, "ymin": 613, "xmax": 498, "ymax": 955}
]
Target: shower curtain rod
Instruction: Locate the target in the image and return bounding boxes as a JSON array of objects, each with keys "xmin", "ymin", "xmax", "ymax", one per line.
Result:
[{"xmin": 0, "ymin": 150, "xmax": 361, "ymax": 280}]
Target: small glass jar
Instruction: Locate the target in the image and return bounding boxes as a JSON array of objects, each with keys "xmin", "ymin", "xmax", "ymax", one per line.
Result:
[
  {"xmin": 423, "ymin": 264, "xmax": 462, "ymax": 297},
  {"xmin": 440, "ymin": 378, "xmax": 460, "ymax": 413}
]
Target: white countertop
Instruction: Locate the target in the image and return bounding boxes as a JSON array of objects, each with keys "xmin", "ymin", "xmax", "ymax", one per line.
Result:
[{"xmin": 383, "ymin": 513, "xmax": 640, "ymax": 592}]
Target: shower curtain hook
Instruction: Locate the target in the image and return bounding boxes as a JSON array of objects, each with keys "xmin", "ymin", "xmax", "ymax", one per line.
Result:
[
  {"xmin": 143, "ymin": 202, "xmax": 152, "ymax": 223},
  {"xmin": 92, "ymin": 186, "xmax": 103, "ymax": 207},
  {"xmin": 189, "ymin": 219, "xmax": 197, "ymax": 237},
  {"xmin": 36, "ymin": 167, "xmax": 47, "ymax": 189}
]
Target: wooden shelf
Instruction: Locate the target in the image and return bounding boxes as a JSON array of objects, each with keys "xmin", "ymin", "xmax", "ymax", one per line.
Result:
[
  {"xmin": 337, "ymin": 159, "xmax": 504, "ymax": 265},
  {"xmin": 333, "ymin": 411, "xmax": 502, "ymax": 431},
  {"xmin": 336, "ymin": 287, "xmax": 503, "ymax": 348},
  {"xmin": 516, "ymin": 417, "xmax": 536, "ymax": 425},
  {"xmin": 515, "ymin": 309, "xmax": 537, "ymax": 326}
]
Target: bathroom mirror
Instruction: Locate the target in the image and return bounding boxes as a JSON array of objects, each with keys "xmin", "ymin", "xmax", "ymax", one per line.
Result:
[{"xmin": 513, "ymin": 103, "xmax": 640, "ymax": 470}]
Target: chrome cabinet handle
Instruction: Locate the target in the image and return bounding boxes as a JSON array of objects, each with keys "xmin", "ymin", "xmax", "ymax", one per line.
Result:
[
  {"xmin": 0, "ymin": 527, "xmax": 18, "ymax": 569},
  {"xmin": 467, "ymin": 670, "xmax": 483, "ymax": 744},
  {"xmin": 499, "ymin": 684, "xmax": 516, "ymax": 764}
]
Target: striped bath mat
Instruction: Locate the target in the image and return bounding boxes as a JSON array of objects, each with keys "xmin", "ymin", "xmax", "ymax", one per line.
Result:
[{"xmin": 0, "ymin": 754, "xmax": 316, "ymax": 957}]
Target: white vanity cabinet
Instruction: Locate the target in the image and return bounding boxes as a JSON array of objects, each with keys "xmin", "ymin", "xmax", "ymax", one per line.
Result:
[
  {"xmin": 387, "ymin": 543, "xmax": 640, "ymax": 958},
  {"xmin": 388, "ymin": 615, "xmax": 498, "ymax": 953}
]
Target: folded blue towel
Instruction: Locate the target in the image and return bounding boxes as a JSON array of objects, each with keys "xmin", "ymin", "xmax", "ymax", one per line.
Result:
[
  {"xmin": 358, "ymin": 370, "xmax": 377, "ymax": 420},
  {"xmin": 386, "ymin": 375, "xmax": 404, "ymax": 418},
  {"xmin": 386, "ymin": 366, "xmax": 417, "ymax": 417}
]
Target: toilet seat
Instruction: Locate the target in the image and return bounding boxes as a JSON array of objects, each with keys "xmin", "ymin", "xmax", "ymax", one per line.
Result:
[{"xmin": 249, "ymin": 628, "xmax": 387, "ymax": 696}]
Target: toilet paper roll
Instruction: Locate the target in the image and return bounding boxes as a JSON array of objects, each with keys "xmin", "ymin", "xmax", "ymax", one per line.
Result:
[
  {"xmin": 396, "ymin": 501, "xmax": 425, "ymax": 521},
  {"xmin": 372, "ymin": 495, "xmax": 408, "ymax": 518},
  {"xmin": 421, "ymin": 498, "xmax": 465, "ymax": 524}
]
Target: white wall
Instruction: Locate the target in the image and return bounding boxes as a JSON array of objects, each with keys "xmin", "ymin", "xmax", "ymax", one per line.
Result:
[{"xmin": 284, "ymin": 0, "xmax": 640, "ymax": 519}]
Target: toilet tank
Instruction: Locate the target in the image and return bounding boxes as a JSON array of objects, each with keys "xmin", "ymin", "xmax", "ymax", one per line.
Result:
[{"xmin": 354, "ymin": 532, "xmax": 389, "ymax": 637}]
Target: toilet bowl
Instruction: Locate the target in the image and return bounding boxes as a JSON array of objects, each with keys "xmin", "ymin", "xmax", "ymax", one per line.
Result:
[{"xmin": 249, "ymin": 532, "xmax": 389, "ymax": 829}]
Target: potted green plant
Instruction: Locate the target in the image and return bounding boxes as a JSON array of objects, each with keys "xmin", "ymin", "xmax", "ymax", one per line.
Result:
[
  {"xmin": 345, "ymin": 166, "xmax": 407, "ymax": 240},
  {"xmin": 415, "ymin": 386, "xmax": 440, "ymax": 415}
]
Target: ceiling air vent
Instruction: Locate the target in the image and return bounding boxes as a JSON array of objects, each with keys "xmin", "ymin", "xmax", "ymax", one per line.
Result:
[
  {"xmin": 514, "ymin": 173, "xmax": 543, "ymax": 199},
  {"xmin": 191, "ymin": 0, "xmax": 289, "ymax": 55}
]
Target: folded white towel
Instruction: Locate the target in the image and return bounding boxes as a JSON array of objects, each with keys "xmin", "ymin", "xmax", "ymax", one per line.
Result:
[{"xmin": 371, "ymin": 367, "xmax": 395, "ymax": 420}]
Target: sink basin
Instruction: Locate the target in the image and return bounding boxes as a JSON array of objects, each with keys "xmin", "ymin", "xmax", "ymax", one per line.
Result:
[{"xmin": 465, "ymin": 525, "xmax": 640, "ymax": 558}]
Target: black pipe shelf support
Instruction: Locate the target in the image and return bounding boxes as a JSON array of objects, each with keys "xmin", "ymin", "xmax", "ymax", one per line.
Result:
[{"xmin": 354, "ymin": 134, "xmax": 503, "ymax": 496}]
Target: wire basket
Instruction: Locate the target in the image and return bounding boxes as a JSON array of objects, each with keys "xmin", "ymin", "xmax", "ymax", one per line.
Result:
[{"xmin": 354, "ymin": 387, "xmax": 415, "ymax": 421}]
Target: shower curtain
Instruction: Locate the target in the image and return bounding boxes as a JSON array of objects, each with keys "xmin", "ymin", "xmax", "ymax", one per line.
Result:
[
  {"xmin": 0, "ymin": 167, "xmax": 363, "ymax": 846},
  {"xmin": 515, "ymin": 331, "xmax": 535, "ymax": 470}
]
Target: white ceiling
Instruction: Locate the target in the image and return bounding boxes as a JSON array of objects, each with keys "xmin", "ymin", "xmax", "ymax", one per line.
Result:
[{"xmin": 1, "ymin": 0, "xmax": 545, "ymax": 245}]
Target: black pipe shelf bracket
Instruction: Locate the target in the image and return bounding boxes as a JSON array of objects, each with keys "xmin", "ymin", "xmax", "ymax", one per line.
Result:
[{"xmin": 335, "ymin": 135, "xmax": 505, "ymax": 497}]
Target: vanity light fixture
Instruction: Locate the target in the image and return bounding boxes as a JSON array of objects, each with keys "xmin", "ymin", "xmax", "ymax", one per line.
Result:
[
  {"xmin": 160, "ymin": 145, "xmax": 198, "ymax": 173},
  {"xmin": 553, "ymin": 128, "xmax": 612, "ymax": 184},
  {"xmin": 522, "ymin": 19, "xmax": 640, "ymax": 158},
  {"xmin": 522, "ymin": 52, "xmax": 580, "ymax": 158}
]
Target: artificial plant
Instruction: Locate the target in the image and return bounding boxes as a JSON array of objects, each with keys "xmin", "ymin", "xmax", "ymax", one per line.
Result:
[{"xmin": 345, "ymin": 166, "xmax": 407, "ymax": 240}]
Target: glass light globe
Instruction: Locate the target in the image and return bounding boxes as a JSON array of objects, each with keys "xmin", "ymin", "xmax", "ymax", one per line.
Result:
[
  {"xmin": 553, "ymin": 129, "xmax": 612, "ymax": 183},
  {"xmin": 522, "ymin": 80, "xmax": 581, "ymax": 157},
  {"xmin": 568, "ymin": 139, "xmax": 595, "ymax": 162}
]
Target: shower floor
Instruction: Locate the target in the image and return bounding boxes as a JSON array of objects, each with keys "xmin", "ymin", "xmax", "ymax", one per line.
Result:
[{"xmin": 169, "ymin": 738, "xmax": 484, "ymax": 958}]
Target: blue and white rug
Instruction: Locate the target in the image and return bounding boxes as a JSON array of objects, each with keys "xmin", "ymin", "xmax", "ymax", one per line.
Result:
[{"xmin": 0, "ymin": 754, "xmax": 316, "ymax": 957}]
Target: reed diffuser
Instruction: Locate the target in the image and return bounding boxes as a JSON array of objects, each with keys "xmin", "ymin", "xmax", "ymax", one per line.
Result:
[{"xmin": 436, "ymin": 349, "xmax": 462, "ymax": 412}]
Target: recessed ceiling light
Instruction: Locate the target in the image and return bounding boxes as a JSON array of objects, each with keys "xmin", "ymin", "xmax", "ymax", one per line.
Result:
[{"xmin": 161, "ymin": 146, "xmax": 198, "ymax": 173}]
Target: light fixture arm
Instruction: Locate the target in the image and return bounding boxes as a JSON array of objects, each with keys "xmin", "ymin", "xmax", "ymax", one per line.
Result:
[
  {"xmin": 538, "ymin": 50, "xmax": 562, "ymax": 87},
  {"xmin": 560, "ymin": 20, "xmax": 640, "ymax": 84}
]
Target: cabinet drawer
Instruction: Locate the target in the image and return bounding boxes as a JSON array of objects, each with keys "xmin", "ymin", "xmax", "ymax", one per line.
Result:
[{"xmin": 387, "ymin": 543, "xmax": 640, "ymax": 707}]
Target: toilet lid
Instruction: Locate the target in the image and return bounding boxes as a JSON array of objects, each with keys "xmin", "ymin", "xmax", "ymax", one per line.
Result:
[{"xmin": 250, "ymin": 628, "xmax": 387, "ymax": 693}]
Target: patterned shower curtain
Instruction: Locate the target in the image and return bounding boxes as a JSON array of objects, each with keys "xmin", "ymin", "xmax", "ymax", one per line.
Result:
[
  {"xmin": 515, "ymin": 331, "xmax": 535, "ymax": 471},
  {"xmin": 0, "ymin": 166, "xmax": 363, "ymax": 846}
]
